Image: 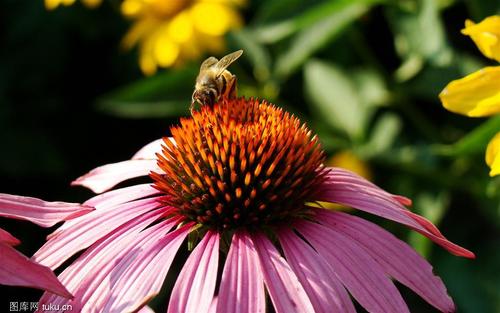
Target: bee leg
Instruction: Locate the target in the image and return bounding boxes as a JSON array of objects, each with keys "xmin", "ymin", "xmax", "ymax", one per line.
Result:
[
  {"xmin": 190, "ymin": 101, "xmax": 196, "ymax": 116},
  {"xmin": 227, "ymin": 76, "xmax": 238, "ymax": 99}
]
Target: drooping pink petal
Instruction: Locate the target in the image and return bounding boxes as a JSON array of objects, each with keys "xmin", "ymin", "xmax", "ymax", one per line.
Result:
[
  {"xmin": 0, "ymin": 243, "xmax": 72, "ymax": 298},
  {"xmin": 217, "ymin": 230, "xmax": 266, "ymax": 313},
  {"xmin": 0, "ymin": 228, "xmax": 20, "ymax": 246},
  {"xmin": 100, "ymin": 223, "xmax": 193, "ymax": 312},
  {"xmin": 315, "ymin": 209, "xmax": 455, "ymax": 312},
  {"xmin": 71, "ymin": 159, "xmax": 162, "ymax": 193},
  {"xmin": 316, "ymin": 167, "xmax": 475, "ymax": 258},
  {"xmin": 33, "ymin": 196, "xmax": 165, "ymax": 270},
  {"xmin": 132, "ymin": 138, "xmax": 175, "ymax": 160},
  {"xmin": 277, "ymin": 227, "xmax": 355, "ymax": 313},
  {"xmin": 297, "ymin": 220, "xmax": 410, "ymax": 313},
  {"xmin": 168, "ymin": 231, "xmax": 219, "ymax": 313},
  {"xmin": 252, "ymin": 231, "xmax": 315, "ymax": 313},
  {"xmin": 36, "ymin": 208, "xmax": 174, "ymax": 313},
  {"xmin": 0, "ymin": 193, "xmax": 93, "ymax": 227},
  {"xmin": 321, "ymin": 168, "xmax": 410, "ymax": 204}
]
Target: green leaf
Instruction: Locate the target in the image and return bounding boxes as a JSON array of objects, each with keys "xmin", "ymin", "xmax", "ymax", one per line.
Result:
[
  {"xmin": 97, "ymin": 100, "xmax": 188, "ymax": 118},
  {"xmin": 304, "ymin": 60, "xmax": 365, "ymax": 140},
  {"xmin": 436, "ymin": 116, "xmax": 500, "ymax": 156},
  {"xmin": 251, "ymin": 0, "xmax": 382, "ymax": 44},
  {"xmin": 274, "ymin": 1, "xmax": 374, "ymax": 79},
  {"xmin": 358, "ymin": 113, "xmax": 402, "ymax": 158},
  {"xmin": 97, "ymin": 66, "xmax": 197, "ymax": 118},
  {"xmin": 436, "ymin": 241, "xmax": 499, "ymax": 313},
  {"xmin": 305, "ymin": 60, "xmax": 389, "ymax": 141},
  {"xmin": 386, "ymin": 0, "xmax": 452, "ymax": 81},
  {"xmin": 253, "ymin": 0, "xmax": 312, "ymax": 25},
  {"xmin": 352, "ymin": 68, "xmax": 390, "ymax": 108},
  {"xmin": 228, "ymin": 30, "xmax": 271, "ymax": 83}
]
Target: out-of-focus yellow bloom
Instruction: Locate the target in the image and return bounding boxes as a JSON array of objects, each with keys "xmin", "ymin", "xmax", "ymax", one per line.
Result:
[
  {"xmin": 486, "ymin": 132, "xmax": 500, "ymax": 176},
  {"xmin": 461, "ymin": 16, "xmax": 500, "ymax": 62},
  {"xmin": 120, "ymin": 0, "xmax": 244, "ymax": 75},
  {"xmin": 439, "ymin": 15, "xmax": 500, "ymax": 177},
  {"xmin": 44, "ymin": 0, "xmax": 101, "ymax": 10}
]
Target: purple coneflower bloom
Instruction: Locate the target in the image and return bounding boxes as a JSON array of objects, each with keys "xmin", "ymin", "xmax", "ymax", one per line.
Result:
[{"xmin": 5, "ymin": 98, "xmax": 474, "ymax": 312}]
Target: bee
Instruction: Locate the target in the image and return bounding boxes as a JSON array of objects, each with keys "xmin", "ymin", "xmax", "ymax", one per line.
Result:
[{"xmin": 191, "ymin": 50, "xmax": 243, "ymax": 113}]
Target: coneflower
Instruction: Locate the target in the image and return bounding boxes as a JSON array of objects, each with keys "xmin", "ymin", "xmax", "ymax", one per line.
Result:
[{"xmin": 4, "ymin": 98, "xmax": 473, "ymax": 312}]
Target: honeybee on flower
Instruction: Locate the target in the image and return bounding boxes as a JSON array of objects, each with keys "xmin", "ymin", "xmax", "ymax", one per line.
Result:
[{"xmin": 191, "ymin": 50, "xmax": 243, "ymax": 113}]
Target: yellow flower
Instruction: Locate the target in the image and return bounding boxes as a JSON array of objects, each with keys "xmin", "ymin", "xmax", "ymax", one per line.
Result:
[
  {"xmin": 439, "ymin": 15, "xmax": 500, "ymax": 176},
  {"xmin": 45, "ymin": 0, "xmax": 101, "ymax": 10},
  {"xmin": 440, "ymin": 66, "xmax": 500, "ymax": 117},
  {"xmin": 120, "ymin": 0, "xmax": 244, "ymax": 75},
  {"xmin": 486, "ymin": 132, "xmax": 500, "ymax": 176},
  {"xmin": 461, "ymin": 16, "xmax": 500, "ymax": 62}
]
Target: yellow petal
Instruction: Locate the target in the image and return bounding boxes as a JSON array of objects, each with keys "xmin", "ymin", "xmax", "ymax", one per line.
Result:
[
  {"xmin": 439, "ymin": 66, "xmax": 500, "ymax": 117},
  {"xmin": 486, "ymin": 132, "xmax": 500, "ymax": 176},
  {"xmin": 462, "ymin": 16, "xmax": 500, "ymax": 62},
  {"xmin": 190, "ymin": 3, "xmax": 242, "ymax": 36},
  {"xmin": 153, "ymin": 33, "xmax": 180, "ymax": 67},
  {"xmin": 168, "ymin": 12, "xmax": 193, "ymax": 43}
]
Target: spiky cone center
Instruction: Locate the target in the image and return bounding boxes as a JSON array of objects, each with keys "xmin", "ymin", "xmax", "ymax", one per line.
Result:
[{"xmin": 151, "ymin": 98, "xmax": 327, "ymax": 231}]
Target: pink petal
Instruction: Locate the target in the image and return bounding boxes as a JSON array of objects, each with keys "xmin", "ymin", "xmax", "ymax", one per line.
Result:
[
  {"xmin": 209, "ymin": 296, "xmax": 218, "ymax": 313},
  {"xmin": 297, "ymin": 220, "xmax": 410, "ymax": 313},
  {"xmin": 277, "ymin": 227, "xmax": 355, "ymax": 313},
  {"xmin": 100, "ymin": 223, "xmax": 193, "ymax": 312},
  {"xmin": 217, "ymin": 230, "xmax": 266, "ymax": 313},
  {"xmin": 0, "ymin": 228, "xmax": 20, "ymax": 246},
  {"xmin": 132, "ymin": 138, "xmax": 175, "ymax": 160},
  {"xmin": 168, "ymin": 231, "xmax": 219, "ymax": 313},
  {"xmin": 0, "ymin": 243, "xmax": 72, "ymax": 298},
  {"xmin": 316, "ymin": 167, "xmax": 475, "ymax": 258},
  {"xmin": 33, "ymin": 196, "xmax": 165, "ymax": 270},
  {"xmin": 0, "ymin": 193, "xmax": 93, "ymax": 227},
  {"xmin": 84, "ymin": 183, "xmax": 160, "ymax": 209},
  {"xmin": 36, "ymin": 209, "xmax": 174, "ymax": 312},
  {"xmin": 47, "ymin": 183, "xmax": 160, "ymax": 240},
  {"xmin": 71, "ymin": 159, "xmax": 162, "ymax": 193},
  {"xmin": 252, "ymin": 232, "xmax": 315, "ymax": 313},
  {"xmin": 315, "ymin": 209, "xmax": 455, "ymax": 312},
  {"xmin": 137, "ymin": 306, "xmax": 155, "ymax": 313}
]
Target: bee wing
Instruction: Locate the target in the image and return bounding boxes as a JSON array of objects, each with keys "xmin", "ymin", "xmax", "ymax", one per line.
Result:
[
  {"xmin": 214, "ymin": 50, "xmax": 243, "ymax": 77},
  {"xmin": 200, "ymin": 56, "xmax": 219, "ymax": 71}
]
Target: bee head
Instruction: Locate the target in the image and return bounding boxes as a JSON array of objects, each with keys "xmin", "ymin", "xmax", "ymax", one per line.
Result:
[{"xmin": 192, "ymin": 88, "xmax": 217, "ymax": 107}]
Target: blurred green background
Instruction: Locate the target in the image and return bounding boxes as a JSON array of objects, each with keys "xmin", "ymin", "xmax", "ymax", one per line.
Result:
[{"xmin": 1, "ymin": 0, "xmax": 499, "ymax": 312}]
